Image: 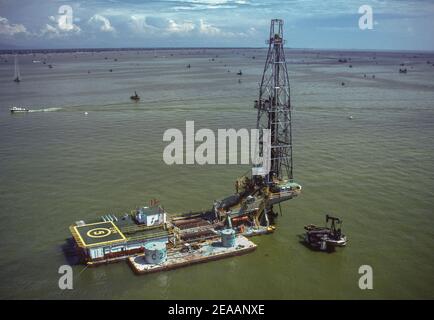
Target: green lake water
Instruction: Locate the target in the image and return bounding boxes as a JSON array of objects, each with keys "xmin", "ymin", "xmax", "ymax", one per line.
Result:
[{"xmin": 0, "ymin": 48, "xmax": 433, "ymax": 299}]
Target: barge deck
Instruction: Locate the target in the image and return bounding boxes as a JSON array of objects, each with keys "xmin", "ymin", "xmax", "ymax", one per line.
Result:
[{"xmin": 128, "ymin": 235, "xmax": 256, "ymax": 275}]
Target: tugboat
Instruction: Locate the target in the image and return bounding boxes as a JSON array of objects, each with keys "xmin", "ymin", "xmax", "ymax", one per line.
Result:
[
  {"xmin": 130, "ymin": 91, "xmax": 140, "ymax": 101},
  {"xmin": 303, "ymin": 215, "xmax": 347, "ymax": 251},
  {"xmin": 10, "ymin": 106, "xmax": 29, "ymax": 113}
]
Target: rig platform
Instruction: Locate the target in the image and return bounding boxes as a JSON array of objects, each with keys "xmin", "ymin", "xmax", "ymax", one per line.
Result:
[{"xmin": 65, "ymin": 19, "xmax": 301, "ymax": 274}]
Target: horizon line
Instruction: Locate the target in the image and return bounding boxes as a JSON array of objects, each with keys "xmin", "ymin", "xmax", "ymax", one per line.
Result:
[{"xmin": 1, "ymin": 46, "xmax": 434, "ymax": 54}]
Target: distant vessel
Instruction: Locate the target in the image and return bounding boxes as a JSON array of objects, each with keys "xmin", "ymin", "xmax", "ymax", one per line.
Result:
[
  {"xmin": 237, "ymin": 70, "xmax": 243, "ymax": 76},
  {"xmin": 10, "ymin": 106, "xmax": 29, "ymax": 113},
  {"xmin": 13, "ymin": 55, "xmax": 21, "ymax": 83},
  {"xmin": 130, "ymin": 91, "xmax": 140, "ymax": 101}
]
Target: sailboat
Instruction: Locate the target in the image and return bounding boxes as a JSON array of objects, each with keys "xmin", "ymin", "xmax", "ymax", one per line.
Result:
[{"xmin": 13, "ymin": 55, "xmax": 21, "ymax": 83}]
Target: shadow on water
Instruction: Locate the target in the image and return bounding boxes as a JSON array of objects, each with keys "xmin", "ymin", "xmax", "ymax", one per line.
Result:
[{"xmin": 60, "ymin": 238, "xmax": 84, "ymax": 266}]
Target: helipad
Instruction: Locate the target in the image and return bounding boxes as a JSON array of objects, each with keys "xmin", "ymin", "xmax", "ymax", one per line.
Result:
[{"xmin": 72, "ymin": 221, "xmax": 126, "ymax": 247}]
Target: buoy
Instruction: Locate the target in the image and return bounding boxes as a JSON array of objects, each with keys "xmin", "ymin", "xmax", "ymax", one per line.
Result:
[{"xmin": 348, "ymin": 115, "xmax": 353, "ymax": 120}]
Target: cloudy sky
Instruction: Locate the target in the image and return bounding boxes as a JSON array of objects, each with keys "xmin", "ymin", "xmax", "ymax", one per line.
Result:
[{"xmin": 0, "ymin": 0, "xmax": 433, "ymax": 50}]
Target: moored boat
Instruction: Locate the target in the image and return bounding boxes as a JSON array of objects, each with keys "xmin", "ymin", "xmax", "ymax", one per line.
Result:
[{"xmin": 130, "ymin": 91, "xmax": 140, "ymax": 101}]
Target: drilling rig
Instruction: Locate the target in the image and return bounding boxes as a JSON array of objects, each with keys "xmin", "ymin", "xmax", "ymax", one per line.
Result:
[
  {"xmin": 68, "ymin": 19, "xmax": 302, "ymax": 268},
  {"xmin": 255, "ymin": 18, "xmax": 293, "ymax": 183},
  {"xmin": 213, "ymin": 19, "xmax": 302, "ymax": 233}
]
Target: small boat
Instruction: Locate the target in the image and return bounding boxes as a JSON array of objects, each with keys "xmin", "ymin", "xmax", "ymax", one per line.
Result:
[
  {"xmin": 13, "ymin": 55, "xmax": 21, "ymax": 83},
  {"xmin": 237, "ymin": 70, "xmax": 242, "ymax": 76},
  {"xmin": 130, "ymin": 91, "xmax": 140, "ymax": 101},
  {"xmin": 10, "ymin": 106, "xmax": 29, "ymax": 113},
  {"xmin": 303, "ymin": 214, "xmax": 347, "ymax": 251}
]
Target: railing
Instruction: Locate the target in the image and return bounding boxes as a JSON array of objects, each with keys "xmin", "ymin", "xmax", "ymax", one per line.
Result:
[
  {"xmin": 69, "ymin": 226, "xmax": 85, "ymax": 247},
  {"xmin": 120, "ymin": 223, "xmax": 164, "ymax": 235},
  {"xmin": 126, "ymin": 230, "xmax": 171, "ymax": 242}
]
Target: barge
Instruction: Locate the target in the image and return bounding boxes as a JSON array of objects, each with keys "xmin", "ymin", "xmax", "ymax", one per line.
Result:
[
  {"xmin": 69, "ymin": 179, "xmax": 300, "ymax": 267},
  {"xmin": 128, "ymin": 234, "xmax": 257, "ymax": 275}
]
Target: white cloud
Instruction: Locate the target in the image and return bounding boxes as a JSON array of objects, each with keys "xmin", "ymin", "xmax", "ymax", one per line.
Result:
[
  {"xmin": 0, "ymin": 16, "xmax": 27, "ymax": 36},
  {"xmin": 198, "ymin": 19, "xmax": 221, "ymax": 35},
  {"xmin": 196, "ymin": 0, "xmax": 229, "ymax": 4},
  {"xmin": 89, "ymin": 14, "xmax": 115, "ymax": 32},
  {"xmin": 129, "ymin": 16, "xmax": 195, "ymax": 35},
  {"xmin": 40, "ymin": 16, "xmax": 81, "ymax": 38},
  {"xmin": 40, "ymin": 23, "xmax": 61, "ymax": 38},
  {"xmin": 128, "ymin": 15, "xmax": 237, "ymax": 37},
  {"xmin": 167, "ymin": 19, "xmax": 195, "ymax": 33},
  {"xmin": 172, "ymin": 0, "xmax": 248, "ymax": 11},
  {"xmin": 129, "ymin": 15, "xmax": 144, "ymax": 32}
]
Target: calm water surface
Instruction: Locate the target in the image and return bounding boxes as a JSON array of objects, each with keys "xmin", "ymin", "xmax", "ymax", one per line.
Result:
[{"xmin": 0, "ymin": 48, "xmax": 433, "ymax": 299}]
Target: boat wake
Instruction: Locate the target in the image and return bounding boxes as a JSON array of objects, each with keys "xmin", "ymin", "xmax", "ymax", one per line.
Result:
[{"xmin": 28, "ymin": 107, "xmax": 62, "ymax": 112}]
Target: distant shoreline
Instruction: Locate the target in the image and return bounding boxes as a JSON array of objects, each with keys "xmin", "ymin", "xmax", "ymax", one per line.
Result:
[{"xmin": 1, "ymin": 47, "xmax": 434, "ymax": 55}]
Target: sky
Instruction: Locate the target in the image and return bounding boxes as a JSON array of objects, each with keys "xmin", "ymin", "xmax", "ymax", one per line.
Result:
[{"xmin": 0, "ymin": 0, "xmax": 433, "ymax": 50}]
